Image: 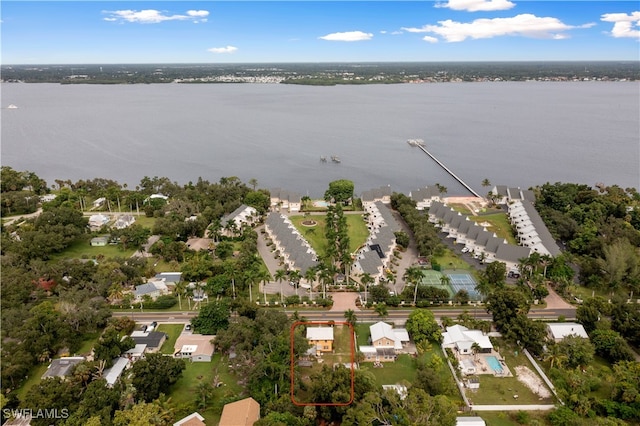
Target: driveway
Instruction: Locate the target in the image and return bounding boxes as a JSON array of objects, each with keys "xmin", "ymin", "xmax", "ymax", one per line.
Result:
[
  {"xmin": 330, "ymin": 292, "xmax": 360, "ymax": 312},
  {"xmin": 544, "ymin": 286, "xmax": 574, "ymax": 310}
]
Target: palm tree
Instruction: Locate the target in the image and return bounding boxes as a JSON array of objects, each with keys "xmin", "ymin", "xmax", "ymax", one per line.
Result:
[
  {"xmin": 544, "ymin": 343, "xmax": 567, "ymax": 369},
  {"xmin": 374, "ymin": 303, "xmax": 388, "ymax": 319},
  {"xmin": 540, "ymin": 254, "xmax": 553, "ymax": 279},
  {"xmin": 304, "ymin": 267, "xmax": 317, "ymax": 300},
  {"xmin": 359, "ymin": 273, "xmax": 375, "ymax": 305},
  {"xmin": 481, "ymin": 178, "xmax": 491, "ymax": 189},
  {"xmin": 248, "ymin": 178, "xmax": 258, "ymax": 191},
  {"xmin": 471, "ymin": 342, "xmax": 481, "ymax": 361},
  {"xmin": 440, "ymin": 274, "xmax": 452, "ymax": 287},
  {"xmin": 275, "ymin": 268, "xmax": 287, "ymax": 304},
  {"xmin": 289, "ymin": 270, "xmax": 301, "ymax": 297},
  {"xmin": 174, "ymin": 280, "xmax": 187, "ymax": 310},
  {"xmin": 224, "ymin": 261, "xmax": 238, "ymax": 299},
  {"xmin": 344, "ymin": 309, "xmax": 357, "ymax": 326},
  {"xmin": 255, "ymin": 269, "xmax": 271, "ymax": 304},
  {"xmin": 403, "ymin": 266, "xmax": 423, "ymax": 306}
]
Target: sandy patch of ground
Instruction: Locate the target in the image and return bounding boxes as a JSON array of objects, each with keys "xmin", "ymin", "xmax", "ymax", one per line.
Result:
[
  {"xmin": 444, "ymin": 197, "xmax": 488, "ymax": 216},
  {"xmin": 330, "ymin": 293, "xmax": 360, "ymax": 312},
  {"xmin": 515, "ymin": 366, "xmax": 551, "ymax": 399}
]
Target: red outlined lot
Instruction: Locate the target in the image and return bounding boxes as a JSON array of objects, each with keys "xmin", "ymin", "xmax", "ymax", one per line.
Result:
[{"xmin": 290, "ymin": 321, "xmax": 355, "ymax": 406}]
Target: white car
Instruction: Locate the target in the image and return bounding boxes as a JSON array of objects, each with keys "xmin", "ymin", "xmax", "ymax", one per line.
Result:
[{"xmin": 461, "ymin": 247, "xmax": 470, "ymax": 253}]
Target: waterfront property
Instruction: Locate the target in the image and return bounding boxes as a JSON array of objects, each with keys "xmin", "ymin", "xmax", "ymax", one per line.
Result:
[
  {"xmin": 270, "ymin": 188, "xmax": 302, "ymax": 213},
  {"xmin": 264, "ymin": 212, "xmax": 319, "ymax": 274},
  {"xmin": 220, "ymin": 204, "xmax": 258, "ymax": 236}
]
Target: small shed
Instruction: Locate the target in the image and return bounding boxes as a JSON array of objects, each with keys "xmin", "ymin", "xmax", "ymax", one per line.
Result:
[{"xmin": 91, "ymin": 236, "xmax": 109, "ymax": 246}]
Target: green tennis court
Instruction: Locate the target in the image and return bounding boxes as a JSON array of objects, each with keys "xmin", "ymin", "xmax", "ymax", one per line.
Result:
[{"xmin": 420, "ymin": 270, "xmax": 444, "ymax": 285}]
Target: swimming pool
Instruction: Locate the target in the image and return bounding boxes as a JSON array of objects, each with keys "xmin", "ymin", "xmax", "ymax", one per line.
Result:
[
  {"xmin": 486, "ymin": 356, "xmax": 504, "ymax": 374},
  {"xmin": 313, "ymin": 200, "xmax": 329, "ymax": 207}
]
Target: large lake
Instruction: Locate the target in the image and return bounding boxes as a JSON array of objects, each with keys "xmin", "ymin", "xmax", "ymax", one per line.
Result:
[{"xmin": 1, "ymin": 82, "xmax": 638, "ymax": 197}]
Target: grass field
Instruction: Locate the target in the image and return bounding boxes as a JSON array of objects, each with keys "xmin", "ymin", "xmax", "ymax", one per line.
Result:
[
  {"xmin": 289, "ymin": 214, "xmax": 369, "ymax": 257},
  {"xmin": 470, "ymin": 213, "xmax": 517, "ymax": 245},
  {"xmin": 15, "ymin": 364, "xmax": 49, "ymax": 401},
  {"xmin": 169, "ymin": 353, "xmax": 242, "ymax": 425},
  {"xmin": 360, "ymin": 354, "xmax": 417, "ymax": 386},
  {"xmin": 52, "ymin": 235, "xmax": 137, "ymax": 259},
  {"xmin": 157, "ymin": 324, "xmax": 186, "ymax": 355},
  {"xmin": 432, "ymin": 250, "xmax": 474, "ymax": 272}
]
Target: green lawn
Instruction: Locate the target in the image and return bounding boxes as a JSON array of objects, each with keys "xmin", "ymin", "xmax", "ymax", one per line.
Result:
[
  {"xmin": 15, "ymin": 364, "xmax": 49, "ymax": 401},
  {"xmin": 470, "ymin": 213, "xmax": 517, "ymax": 245},
  {"xmin": 354, "ymin": 323, "xmax": 371, "ymax": 347},
  {"xmin": 289, "ymin": 214, "xmax": 369, "ymax": 256},
  {"xmin": 75, "ymin": 332, "xmax": 101, "ymax": 356},
  {"xmin": 169, "ymin": 353, "xmax": 242, "ymax": 425},
  {"xmin": 467, "ymin": 339, "xmax": 556, "ymax": 406},
  {"xmin": 157, "ymin": 324, "xmax": 186, "ymax": 355},
  {"xmin": 361, "ymin": 354, "xmax": 418, "ymax": 386},
  {"xmin": 479, "ymin": 411, "xmax": 551, "ymax": 426},
  {"xmin": 52, "ymin": 235, "xmax": 137, "ymax": 259},
  {"xmin": 432, "ymin": 249, "xmax": 474, "ymax": 273}
]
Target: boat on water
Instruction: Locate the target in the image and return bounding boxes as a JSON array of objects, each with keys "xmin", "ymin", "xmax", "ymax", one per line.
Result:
[
  {"xmin": 320, "ymin": 156, "xmax": 327, "ymax": 162},
  {"xmin": 7, "ymin": 104, "xmax": 18, "ymax": 109},
  {"xmin": 331, "ymin": 155, "xmax": 341, "ymax": 163}
]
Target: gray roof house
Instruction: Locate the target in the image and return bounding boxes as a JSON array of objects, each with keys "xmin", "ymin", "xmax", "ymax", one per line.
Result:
[
  {"xmin": 130, "ymin": 331, "xmax": 167, "ymax": 352},
  {"xmin": 42, "ymin": 357, "xmax": 85, "ymax": 379},
  {"xmin": 409, "ymin": 186, "xmax": 441, "ymax": 210},
  {"xmin": 264, "ymin": 212, "xmax": 318, "ymax": 274},
  {"xmin": 103, "ymin": 357, "xmax": 129, "ymax": 387}
]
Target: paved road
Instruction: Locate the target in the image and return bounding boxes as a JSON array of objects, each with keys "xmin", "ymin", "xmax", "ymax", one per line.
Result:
[{"xmin": 112, "ymin": 307, "xmax": 577, "ymax": 325}]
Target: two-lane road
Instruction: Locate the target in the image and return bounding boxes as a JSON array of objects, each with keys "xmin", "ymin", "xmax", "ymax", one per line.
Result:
[{"xmin": 112, "ymin": 307, "xmax": 576, "ymax": 324}]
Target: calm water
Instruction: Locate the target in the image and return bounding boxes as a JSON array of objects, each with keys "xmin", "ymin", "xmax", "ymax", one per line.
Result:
[{"xmin": 2, "ymin": 82, "xmax": 638, "ymax": 197}]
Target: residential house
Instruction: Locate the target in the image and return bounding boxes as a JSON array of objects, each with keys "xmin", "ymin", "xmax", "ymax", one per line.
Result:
[
  {"xmin": 360, "ymin": 186, "xmax": 393, "ymax": 205},
  {"xmin": 270, "ymin": 188, "xmax": 301, "ymax": 213},
  {"xmin": 92, "ymin": 197, "xmax": 106, "ymax": 208},
  {"xmin": 409, "ymin": 185, "xmax": 442, "ymax": 210},
  {"xmin": 113, "ymin": 214, "xmax": 136, "ymax": 229},
  {"xmin": 359, "ymin": 321, "xmax": 410, "ymax": 362},
  {"xmin": 264, "ymin": 212, "xmax": 318, "ymax": 274},
  {"xmin": 442, "ymin": 325, "xmax": 493, "ymax": 355},
  {"xmin": 306, "ymin": 327, "xmax": 334, "ymax": 355},
  {"xmin": 546, "ymin": 323, "xmax": 589, "ymax": 342},
  {"xmin": 173, "ymin": 334, "xmax": 215, "ymax": 362},
  {"xmin": 103, "ymin": 357, "xmax": 129, "ymax": 387},
  {"xmin": 91, "ymin": 236, "xmax": 109, "ymax": 247},
  {"xmin": 220, "ymin": 204, "xmax": 258, "ymax": 235},
  {"xmin": 134, "ymin": 281, "xmax": 169, "ymax": 301},
  {"xmin": 41, "ymin": 357, "xmax": 85, "ymax": 380},
  {"xmin": 173, "ymin": 412, "xmax": 206, "ymax": 426},
  {"xmin": 219, "ymin": 397, "xmax": 260, "ymax": 426},
  {"xmin": 88, "ymin": 213, "xmax": 110, "ymax": 228},
  {"xmin": 457, "ymin": 417, "xmax": 486, "ymax": 426},
  {"xmin": 130, "ymin": 331, "xmax": 167, "ymax": 353},
  {"xmin": 40, "ymin": 194, "xmax": 57, "ymax": 203},
  {"xmin": 124, "ymin": 344, "xmax": 147, "ymax": 361}
]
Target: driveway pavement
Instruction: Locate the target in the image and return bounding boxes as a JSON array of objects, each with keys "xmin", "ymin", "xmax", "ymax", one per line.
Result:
[
  {"xmin": 544, "ymin": 286, "xmax": 574, "ymax": 310},
  {"xmin": 330, "ymin": 293, "xmax": 360, "ymax": 312}
]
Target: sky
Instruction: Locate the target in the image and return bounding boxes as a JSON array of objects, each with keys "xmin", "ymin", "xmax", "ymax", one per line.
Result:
[{"xmin": 1, "ymin": 1, "xmax": 639, "ymax": 64}]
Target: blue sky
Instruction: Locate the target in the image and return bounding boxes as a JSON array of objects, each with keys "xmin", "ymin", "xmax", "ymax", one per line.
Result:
[{"xmin": 1, "ymin": 1, "xmax": 639, "ymax": 64}]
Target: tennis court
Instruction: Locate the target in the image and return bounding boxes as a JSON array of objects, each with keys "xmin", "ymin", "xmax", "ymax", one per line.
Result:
[
  {"xmin": 446, "ymin": 273, "xmax": 481, "ymax": 300},
  {"xmin": 420, "ymin": 270, "xmax": 454, "ymax": 298},
  {"xmin": 420, "ymin": 270, "xmax": 444, "ymax": 285}
]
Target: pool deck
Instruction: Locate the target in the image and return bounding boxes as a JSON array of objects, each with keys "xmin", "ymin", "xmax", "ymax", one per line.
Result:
[{"xmin": 457, "ymin": 350, "xmax": 513, "ymax": 377}]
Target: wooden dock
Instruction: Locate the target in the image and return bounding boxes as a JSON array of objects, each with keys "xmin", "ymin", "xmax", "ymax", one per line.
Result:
[{"xmin": 409, "ymin": 140, "xmax": 481, "ymax": 198}]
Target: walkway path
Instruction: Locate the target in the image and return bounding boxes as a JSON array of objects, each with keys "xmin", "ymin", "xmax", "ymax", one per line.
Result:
[{"xmin": 544, "ymin": 286, "xmax": 574, "ymax": 310}]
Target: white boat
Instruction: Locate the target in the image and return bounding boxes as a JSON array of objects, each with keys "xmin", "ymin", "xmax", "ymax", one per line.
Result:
[
  {"xmin": 7, "ymin": 104, "xmax": 18, "ymax": 109},
  {"xmin": 331, "ymin": 155, "xmax": 341, "ymax": 163}
]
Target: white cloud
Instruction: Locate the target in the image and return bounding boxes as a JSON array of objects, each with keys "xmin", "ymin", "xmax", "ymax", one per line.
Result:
[
  {"xmin": 319, "ymin": 31, "xmax": 373, "ymax": 41},
  {"xmin": 403, "ymin": 14, "xmax": 588, "ymax": 42},
  {"xmin": 601, "ymin": 11, "xmax": 640, "ymax": 39},
  {"xmin": 380, "ymin": 30, "xmax": 388, "ymax": 34},
  {"xmin": 208, "ymin": 46, "xmax": 238, "ymax": 54},
  {"xmin": 103, "ymin": 9, "xmax": 209, "ymax": 24},
  {"xmin": 423, "ymin": 36, "xmax": 439, "ymax": 43},
  {"xmin": 436, "ymin": 0, "xmax": 515, "ymax": 12}
]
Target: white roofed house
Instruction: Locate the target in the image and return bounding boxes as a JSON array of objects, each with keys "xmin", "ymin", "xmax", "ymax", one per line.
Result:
[
  {"xmin": 134, "ymin": 281, "xmax": 169, "ymax": 301},
  {"xmin": 113, "ymin": 214, "xmax": 136, "ymax": 229},
  {"xmin": 306, "ymin": 327, "xmax": 334, "ymax": 356},
  {"xmin": 546, "ymin": 322, "xmax": 589, "ymax": 342},
  {"xmin": 270, "ymin": 188, "xmax": 302, "ymax": 213},
  {"xmin": 89, "ymin": 213, "xmax": 110, "ymax": 228},
  {"xmin": 442, "ymin": 325, "xmax": 493, "ymax": 355},
  {"xmin": 359, "ymin": 322, "xmax": 411, "ymax": 362},
  {"xmin": 220, "ymin": 204, "xmax": 258, "ymax": 236}
]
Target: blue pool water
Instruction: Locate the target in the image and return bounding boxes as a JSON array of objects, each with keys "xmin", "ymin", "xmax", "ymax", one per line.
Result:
[{"xmin": 486, "ymin": 356, "xmax": 504, "ymax": 374}]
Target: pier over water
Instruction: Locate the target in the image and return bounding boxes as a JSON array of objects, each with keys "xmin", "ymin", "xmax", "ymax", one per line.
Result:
[{"xmin": 407, "ymin": 139, "xmax": 481, "ymax": 198}]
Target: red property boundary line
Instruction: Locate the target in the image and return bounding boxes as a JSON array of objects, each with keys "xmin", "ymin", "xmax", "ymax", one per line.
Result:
[{"xmin": 290, "ymin": 321, "xmax": 355, "ymax": 406}]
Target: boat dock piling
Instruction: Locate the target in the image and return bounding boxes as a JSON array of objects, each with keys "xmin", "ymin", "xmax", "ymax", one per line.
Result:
[{"xmin": 408, "ymin": 139, "xmax": 481, "ymax": 198}]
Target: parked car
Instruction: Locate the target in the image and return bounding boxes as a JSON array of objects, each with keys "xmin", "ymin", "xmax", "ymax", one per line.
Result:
[
  {"xmin": 461, "ymin": 247, "xmax": 470, "ymax": 253},
  {"xmin": 185, "ymin": 324, "xmax": 191, "ymax": 331}
]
